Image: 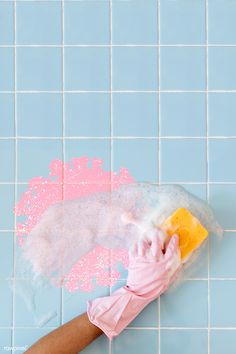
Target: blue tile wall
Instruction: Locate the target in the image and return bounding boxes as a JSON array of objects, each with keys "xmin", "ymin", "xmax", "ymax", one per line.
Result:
[
  {"xmin": 160, "ymin": 47, "xmax": 206, "ymax": 90},
  {"xmin": 0, "ymin": 184, "xmax": 15, "ymax": 230},
  {"xmin": 211, "ymin": 330, "xmax": 236, "ymax": 354},
  {"xmin": 209, "ymin": 184, "xmax": 236, "ymax": 230},
  {"xmin": 0, "ymin": 48, "xmax": 14, "ymax": 91},
  {"xmin": 113, "ymin": 139, "xmax": 158, "ymax": 182},
  {"xmin": 112, "ymin": 47, "xmax": 158, "ymax": 90},
  {"xmin": 16, "ymin": 2, "xmax": 62, "ymax": 45},
  {"xmin": 160, "ymin": 93, "xmax": 206, "ymax": 136},
  {"xmin": 209, "ymin": 139, "xmax": 236, "ymax": 182},
  {"xmin": 0, "ymin": 94, "xmax": 14, "ymax": 137},
  {"xmin": 65, "ymin": 93, "xmax": 110, "ymax": 137},
  {"xmin": 0, "ymin": 2, "xmax": 13, "ymax": 45},
  {"xmin": 161, "ymin": 329, "xmax": 208, "ymax": 354},
  {"xmin": 160, "ymin": 0, "xmax": 205, "ymax": 44},
  {"xmin": 18, "ymin": 139, "xmax": 63, "ymax": 182},
  {"xmin": 64, "ymin": 2, "xmax": 109, "ymax": 45},
  {"xmin": 160, "ymin": 139, "xmax": 207, "ymax": 182},
  {"xmin": 17, "ymin": 93, "xmax": 62, "ymax": 137},
  {"xmin": 0, "ymin": 140, "xmax": 15, "ymax": 182},
  {"xmin": 112, "ymin": 329, "xmax": 158, "ymax": 354},
  {"xmin": 0, "ymin": 0, "xmax": 235, "ymax": 352},
  {"xmin": 0, "ymin": 329, "xmax": 11, "ymax": 354},
  {"xmin": 112, "ymin": 0, "xmax": 157, "ymax": 44},
  {"xmin": 0, "ymin": 280, "xmax": 12, "ymax": 327},
  {"xmin": 208, "ymin": 47, "xmax": 236, "ymax": 90},
  {"xmin": 113, "ymin": 93, "xmax": 158, "ymax": 137},
  {"xmin": 210, "ymin": 232, "xmax": 236, "ymax": 278},
  {"xmin": 160, "ymin": 280, "xmax": 208, "ymax": 327},
  {"xmin": 209, "ymin": 93, "xmax": 236, "ymax": 136},
  {"xmin": 210, "ymin": 280, "xmax": 236, "ymax": 327},
  {"xmin": 64, "ymin": 47, "xmax": 109, "ymax": 91},
  {"xmin": 208, "ymin": 0, "xmax": 236, "ymax": 44},
  {"xmin": 17, "ymin": 48, "xmax": 62, "ymax": 91},
  {"xmin": 0, "ymin": 232, "xmax": 13, "ymax": 277}
]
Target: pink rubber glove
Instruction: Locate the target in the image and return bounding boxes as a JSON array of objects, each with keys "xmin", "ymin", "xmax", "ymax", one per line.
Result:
[{"xmin": 87, "ymin": 230, "xmax": 181, "ymax": 340}]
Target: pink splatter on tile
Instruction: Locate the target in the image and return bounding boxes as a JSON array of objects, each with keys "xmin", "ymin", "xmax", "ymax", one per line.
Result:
[{"xmin": 14, "ymin": 157, "xmax": 135, "ymax": 291}]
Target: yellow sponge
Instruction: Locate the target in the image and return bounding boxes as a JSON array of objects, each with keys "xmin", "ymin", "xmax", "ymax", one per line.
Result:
[{"xmin": 162, "ymin": 207, "xmax": 208, "ymax": 260}]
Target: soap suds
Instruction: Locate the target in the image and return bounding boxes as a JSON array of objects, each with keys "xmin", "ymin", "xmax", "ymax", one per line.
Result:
[{"xmin": 14, "ymin": 157, "xmax": 223, "ymax": 325}]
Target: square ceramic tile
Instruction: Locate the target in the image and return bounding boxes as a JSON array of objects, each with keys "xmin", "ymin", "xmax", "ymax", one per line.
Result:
[
  {"xmin": 210, "ymin": 280, "xmax": 236, "ymax": 326},
  {"xmin": 63, "ymin": 285, "xmax": 110, "ymax": 323},
  {"xmin": 209, "ymin": 140, "xmax": 236, "ymax": 182},
  {"xmin": 80, "ymin": 335, "xmax": 109, "ymax": 354},
  {"xmin": 65, "ymin": 93, "xmax": 110, "ymax": 137},
  {"xmin": 208, "ymin": 0, "xmax": 236, "ymax": 44},
  {"xmin": 0, "ymin": 2, "xmax": 13, "ymax": 45},
  {"xmin": 112, "ymin": 139, "xmax": 158, "ymax": 182},
  {"xmin": 112, "ymin": 47, "xmax": 158, "ymax": 90},
  {"xmin": 160, "ymin": 93, "xmax": 206, "ymax": 136},
  {"xmin": 0, "ymin": 94, "xmax": 14, "ymax": 137},
  {"xmin": 179, "ymin": 184, "xmax": 207, "ymax": 201},
  {"xmin": 0, "ymin": 184, "xmax": 14, "ymax": 230},
  {"xmin": 112, "ymin": 329, "xmax": 158, "ymax": 354},
  {"xmin": 160, "ymin": 139, "xmax": 207, "ymax": 183},
  {"xmin": 160, "ymin": 0, "xmax": 205, "ymax": 44},
  {"xmin": 113, "ymin": 93, "xmax": 158, "ymax": 137},
  {"xmin": 17, "ymin": 139, "xmax": 63, "ymax": 182},
  {"xmin": 161, "ymin": 329, "xmax": 208, "ymax": 354},
  {"xmin": 160, "ymin": 280, "xmax": 208, "ymax": 327},
  {"xmin": 111, "ymin": 280, "xmax": 158, "ymax": 327},
  {"xmin": 14, "ymin": 328, "xmax": 52, "ymax": 353},
  {"xmin": 64, "ymin": 1, "xmax": 109, "ymax": 44},
  {"xmin": 0, "ymin": 48, "xmax": 14, "ymax": 91},
  {"xmin": 65, "ymin": 139, "xmax": 110, "ymax": 172},
  {"xmin": 112, "ymin": 0, "xmax": 157, "ymax": 44},
  {"xmin": 210, "ymin": 232, "xmax": 236, "ymax": 278},
  {"xmin": 160, "ymin": 47, "xmax": 206, "ymax": 90},
  {"xmin": 0, "ymin": 140, "xmax": 15, "ymax": 182},
  {"xmin": 16, "ymin": 2, "xmax": 61, "ymax": 44},
  {"xmin": 64, "ymin": 48, "xmax": 109, "ymax": 91},
  {"xmin": 0, "ymin": 232, "xmax": 13, "ymax": 277},
  {"xmin": 17, "ymin": 93, "xmax": 62, "ymax": 137},
  {"xmin": 209, "ymin": 93, "xmax": 236, "ymax": 136},
  {"xmin": 209, "ymin": 184, "xmax": 236, "ymax": 230},
  {"xmin": 0, "ymin": 329, "xmax": 12, "ymax": 354},
  {"xmin": 14, "ymin": 279, "xmax": 61, "ymax": 327},
  {"xmin": 209, "ymin": 48, "xmax": 236, "ymax": 90},
  {"xmin": 0, "ymin": 279, "xmax": 12, "ymax": 326},
  {"xmin": 17, "ymin": 48, "xmax": 62, "ymax": 91},
  {"xmin": 211, "ymin": 330, "xmax": 236, "ymax": 354}
]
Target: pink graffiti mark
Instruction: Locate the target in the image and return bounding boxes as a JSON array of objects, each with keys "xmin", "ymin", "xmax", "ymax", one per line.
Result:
[{"xmin": 14, "ymin": 157, "xmax": 135, "ymax": 291}]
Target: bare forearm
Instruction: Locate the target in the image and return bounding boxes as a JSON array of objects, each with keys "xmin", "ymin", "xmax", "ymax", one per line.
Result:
[{"xmin": 25, "ymin": 313, "xmax": 103, "ymax": 354}]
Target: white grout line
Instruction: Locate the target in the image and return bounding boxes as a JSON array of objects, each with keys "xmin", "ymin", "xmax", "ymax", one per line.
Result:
[
  {"xmin": 2, "ymin": 89, "xmax": 236, "ymax": 93},
  {"xmin": 109, "ymin": 0, "xmax": 112, "ymax": 352},
  {"xmin": 60, "ymin": 0, "xmax": 65, "ymax": 327},
  {"xmin": 2, "ymin": 43, "xmax": 236, "ymax": 48},
  {"xmin": 2, "ymin": 276, "xmax": 236, "ymax": 281},
  {"xmin": 12, "ymin": 0, "xmax": 17, "ymax": 351},
  {"xmin": 157, "ymin": 1, "xmax": 161, "ymax": 353},
  {"xmin": 2, "ymin": 136, "xmax": 236, "ymax": 139},
  {"xmin": 2, "ymin": 181, "xmax": 236, "ymax": 185},
  {"xmin": 205, "ymin": 1, "xmax": 211, "ymax": 353},
  {"xmin": 1, "ymin": 326, "xmax": 236, "ymax": 331}
]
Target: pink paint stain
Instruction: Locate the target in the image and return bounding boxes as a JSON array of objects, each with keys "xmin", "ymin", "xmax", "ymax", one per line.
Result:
[{"xmin": 14, "ymin": 157, "xmax": 135, "ymax": 291}]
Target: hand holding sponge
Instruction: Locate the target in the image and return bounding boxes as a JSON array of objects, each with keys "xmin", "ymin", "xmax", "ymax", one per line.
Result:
[{"xmin": 87, "ymin": 208, "xmax": 208, "ymax": 340}]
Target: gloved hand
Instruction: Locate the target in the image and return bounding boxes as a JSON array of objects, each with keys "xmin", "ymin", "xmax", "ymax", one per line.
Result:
[{"xmin": 87, "ymin": 229, "xmax": 181, "ymax": 340}]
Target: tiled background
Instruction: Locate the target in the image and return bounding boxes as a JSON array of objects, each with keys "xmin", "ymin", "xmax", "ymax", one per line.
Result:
[{"xmin": 0, "ymin": 0, "xmax": 236, "ymax": 353}]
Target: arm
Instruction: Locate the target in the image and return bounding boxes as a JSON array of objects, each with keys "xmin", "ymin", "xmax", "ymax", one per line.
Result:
[{"xmin": 25, "ymin": 313, "xmax": 103, "ymax": 354}]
